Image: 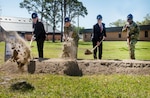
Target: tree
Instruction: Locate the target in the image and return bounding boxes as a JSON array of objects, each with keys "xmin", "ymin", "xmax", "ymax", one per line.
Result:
[
  {"xmin": 61, "ymin": 0, "xmax": 88, "ymax": 41},
  {"xmin": 20, "ymin": 0, "xmax": 61, "ymax": 42},
  {"xmin": 74, "ymin": 27, "xmax": 84, "ymax": 34},
  {"xmin": 60, "ymin": 0, "xmax": 64, "ymax": 42},
  {"xmin": 66, "ymin": 0, "xmax": 88, "ymax": 22},
  {"xmin": 109, "ymin": 19, "xmax": 126, "ymax": 27},
  {"xmin": 20, "ymin": 0, "xmax": 47, "ymax": 21},
  {"xmin": 137, "ymin": 14, "xmax": 150, "ymax": 25},
  {"xmin": 45, "ymin": 0, "xmax": 61, "ymax": 42},
  {"xmin": 20, "ymin": 0, "xmax": 88, "ymax": 42}
]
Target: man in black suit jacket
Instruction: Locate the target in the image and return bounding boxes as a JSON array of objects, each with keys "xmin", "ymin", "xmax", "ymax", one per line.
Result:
[
  {"xmin": 92, "ymin": 15, "xmax": 106, "ymax": 59},
  {"xmin": 32, "ymin": 13, "xmax": 46, "ymax": 58}
]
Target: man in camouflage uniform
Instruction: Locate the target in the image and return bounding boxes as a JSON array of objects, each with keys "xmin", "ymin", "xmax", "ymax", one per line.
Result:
[
  {"xmin": 63, "ymin": 17, "xmax": 79, "ymax": 59},
  {"xmin": 122, "ymin": 14, "xmax": 140, "ymax": 59}
]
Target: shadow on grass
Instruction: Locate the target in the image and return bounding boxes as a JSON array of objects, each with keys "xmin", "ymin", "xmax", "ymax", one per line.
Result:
[
  {"xmin": 119, "ymin": 47, "xmax": 150, "ymax": 51},
  {"xmin": 44, "ymin": 41, "xmax": 62, "ymax": 44},
  {"xmin": 79, "ymin": 43, "xmax": 91, "ymax": 45},
  {"xmin": 119, "ymin": 47, "xmax": 128, "ymax": 51},
  {"xmin": 107, "ymin": 59, "xmax": 122, "ymax": 61},
  {"xmin": 135, "ymin": 48, "xmax": 149, "ymax": 50}
]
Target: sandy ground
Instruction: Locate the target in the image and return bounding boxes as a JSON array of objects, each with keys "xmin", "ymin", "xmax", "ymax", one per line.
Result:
[{"xmin": 0, "ymin": 58, "xmax": 150, "ymax": 75}]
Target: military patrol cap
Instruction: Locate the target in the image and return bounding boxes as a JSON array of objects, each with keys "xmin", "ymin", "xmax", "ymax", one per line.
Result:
[
  {"xmin": 127, "ymin": 14, "xmax": 133, "ymax": 20},
  {"xmin": 97, "ymin": 15, "xmax": 102, "ymax": 20},
  {"xmin": 65, "ymin": 17, "xmax": 70, "ymax": 22},
  {"xmin": 32, "ymin": 13, "xmax": 38, "ymax": 19}
]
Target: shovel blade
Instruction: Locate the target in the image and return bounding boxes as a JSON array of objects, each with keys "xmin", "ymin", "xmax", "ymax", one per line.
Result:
[{"xmin": 84, "ymin": 49, "xmax": 93, "ymax": 55}]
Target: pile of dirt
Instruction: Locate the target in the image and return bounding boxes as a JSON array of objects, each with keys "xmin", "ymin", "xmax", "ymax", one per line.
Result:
[
  {"xmin": 0, "ymin": 59, "xmax": 150, "ymax": 75},
  {"xmin": 0, "ymin": 61, "xmax": 22, "ymax": 74},
  {"xmin": 0, "ymin": 59, "xmax": 82, "ymax": 76},
  {"xmin": 78, "ymin": 60, "xmax": 150, "ymax": 75}
]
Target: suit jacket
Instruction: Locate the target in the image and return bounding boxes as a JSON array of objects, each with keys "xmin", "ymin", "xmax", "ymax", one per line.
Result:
[
  {"xmin": 33, "ymin": 21, "xmax": 46, "ymax": 41},
  {"xmin": 92, "ymin": 23, "xmax": 106, "ymax": 42}
]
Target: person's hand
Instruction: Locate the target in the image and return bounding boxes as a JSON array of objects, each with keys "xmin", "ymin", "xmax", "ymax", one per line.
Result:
[
  {"xmin": 32, "ymin": 34, "xmax": 36, "ymax": 40},
  {"xmin": 97, "ymin": 41, "xmax": 100, "ymax": 46},
  {"xmin": 127, "ymin": 38, "xmax": 130, "ymax": 45},
  {"xmin": 103, "ymin": 36, "xmax": 106, "ymax": 40},
  {"xmin": 122, "ymin": 24, "xmax": 129, "ymax": 32},
  {"xmin": 63, "ymin": 36, "xmax": 68, "ymax": 42},
  {"xmin": 125, "ymin": 24, "xmax": 130, "ymax": 29}
]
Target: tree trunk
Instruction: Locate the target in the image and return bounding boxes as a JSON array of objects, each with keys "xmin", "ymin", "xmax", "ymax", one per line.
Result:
[
  {"xmin": 41, "ymin": 0, "xmax": 44, "ymax": 21},
  {"xmin": 52, "ymin": 26, "xmax": 55, "ymax": 42},
  {"xmin": 64, "ymin": 0, "xmax": 67, "ymax": 18},
  {"xmin": 60, "ymin": 1, "xmax": 64, "ymax": 42}
]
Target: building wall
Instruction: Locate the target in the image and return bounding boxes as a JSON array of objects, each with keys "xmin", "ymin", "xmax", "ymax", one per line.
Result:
[
  {"xmin": 46, "ymin": 34, "xmax": 61, "ymax": 41},
  {"xmin": 83, "ymin": 32, "xmax": 91, "ymax": 41},
  {"xmin": 83, "ymin": 30, "xmax": 150, "ymax": 41},
  {"xmin": 25, "ymin": 33, "xmax": 32, "ymax": 41},
  {"xmin": 105, "ymin": 32, "xmax": 126, "ymax": 41},
  {"xmin": 24, "ymin": 33, "xmax": 61, "ymax": 41},
  {"xmin": 83, "ymin": 32, "xmax": 127, "ymax": 41},
  {"xmin": 139, "ymin": 30, "xmax": 150, "ymax": 41}
]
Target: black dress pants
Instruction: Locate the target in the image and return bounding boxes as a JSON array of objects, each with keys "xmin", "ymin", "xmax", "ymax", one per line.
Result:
[
  {"xmin": 92, "ymin": 41, "xmax": 103, "ymax": 59},
  {"xmin": 37, "ymin": 40, "xmax": 44, "ymax": 58}
]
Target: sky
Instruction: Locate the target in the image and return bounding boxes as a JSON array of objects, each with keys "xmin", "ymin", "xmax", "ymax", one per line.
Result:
[{"xmin": 0, "ymin": 0, "xmax": 150, "ymax": 29}]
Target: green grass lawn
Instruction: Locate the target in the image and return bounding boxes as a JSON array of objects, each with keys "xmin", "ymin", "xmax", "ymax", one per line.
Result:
[
  {"xmin": 29, "ymin": 41, "xmax": 150, "ymax": 60},
  {"xmin": 0, "ymin": 41, "xmax": 150, "ymax": 98},
  {"xmin": 0, "ymin": 74, "xmax": 150, "ymax": 98},
  {"xmin": 0, "ymin": 41, "xmax": 149, "ymax": 64}
]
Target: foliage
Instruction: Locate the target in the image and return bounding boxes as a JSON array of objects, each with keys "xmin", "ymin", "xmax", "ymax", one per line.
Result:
[
  {"xmin": 109, "ymin": 19, "xmax": 126, "ymax": 27},
  {"xmin": 19, "ymin": 0, "xmax": 88, "ymax": 24},
  {"xmin": 45, "ymin": 0, "xmax": 61, "ymax": 42},
  {"xmin": 65, "ymin": 0, "xmax": 88, "ymax": 22},
  {"xmin": 74, "ymin": 26, "xmax": 85, "ymax": 34},
  {"xmin": 110, "ymin": 14, "xmax": 150, "ymax": 27},
  {"xmin": 20, "ymin": 0, "xmax": 47, "ymax": 21},
  {"xmin": 20, "ymin": 0, "xmax": 88, "ymax": 42},
  {"xmin": 137, "ymin": 13, "xmax": 150, "ymax": 25}
]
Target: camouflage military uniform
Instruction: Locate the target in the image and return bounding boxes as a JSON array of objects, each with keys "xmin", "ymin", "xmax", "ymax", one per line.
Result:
[
  {"xmin": 122, "ymin": 21, "xmax": 140, "ymax": 59},
  {"xmin": 64, "ymin": 24, "xmax": 79, "ymax": 59}
]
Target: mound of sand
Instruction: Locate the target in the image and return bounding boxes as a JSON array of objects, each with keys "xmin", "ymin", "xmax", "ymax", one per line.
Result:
[{"xmin": 0, "ymin": 59, "xmax": 150, "ymax": 75}]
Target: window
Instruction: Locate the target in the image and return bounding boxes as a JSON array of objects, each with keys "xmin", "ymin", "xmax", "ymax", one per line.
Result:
[
  {"xmin": 118, "ymin": 32, "xmax": 121, "ymax": 38},
  {"xmin": 145, "ymin": 31, "xmax": 148, "ymax": 37}
]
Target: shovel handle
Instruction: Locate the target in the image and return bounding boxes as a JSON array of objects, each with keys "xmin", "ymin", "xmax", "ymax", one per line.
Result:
[
  {"xmin": 29, "ymin": 35, "xmax": 35, "ymax": 47},
  {"xmin": 91, "ymin": 39, "xmax": 104, "ymax": 51},
  {"xmin": 91, "ymin": 45, "xmax": 99, "ymax": 51},
  {"xmin": 29, "ymin": 38, "xmax": 33, "ymax": 46}
]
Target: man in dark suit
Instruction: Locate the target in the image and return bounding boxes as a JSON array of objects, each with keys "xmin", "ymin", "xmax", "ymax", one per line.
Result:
[
  {"xmin": 92, "ymin": 15, "xmax": 106, "ymax": 59},
  {"xmin": 32, "ymin": 13, "xmax": 46, "ymax": 58}
]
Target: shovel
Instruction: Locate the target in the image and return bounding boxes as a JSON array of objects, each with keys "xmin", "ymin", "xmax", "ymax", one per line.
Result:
[
  {"xmin": 84, "ymin": 39, "xmax": 104, "ymax": 55},
  {"xmin": 29, "ymin": 35, "xmax": 35, "ymax": 48}
]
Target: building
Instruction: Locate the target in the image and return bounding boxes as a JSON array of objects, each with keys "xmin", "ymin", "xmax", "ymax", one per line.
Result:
[
  {"xmin": 83, "ymin": 25, "xmax": 150, "ymax": 41},
  {"xmin": 0, "ymin": 16, "xmax": 61, "ymax": 41}
]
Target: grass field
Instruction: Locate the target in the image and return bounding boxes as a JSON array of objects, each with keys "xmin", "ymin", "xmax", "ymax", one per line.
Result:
[
  {"xmin": 0, "ymin": 74, "xmax": 150, "ymax": 98},
  {"xmin": 0, "ymin": 41, "xmax": 150, "ymax": 64},
  {"xmin": 0, "ymin": 41, "xmax": 150, "ymax": 98}
]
